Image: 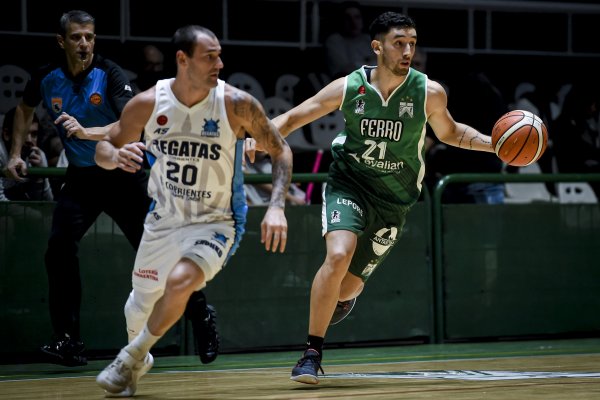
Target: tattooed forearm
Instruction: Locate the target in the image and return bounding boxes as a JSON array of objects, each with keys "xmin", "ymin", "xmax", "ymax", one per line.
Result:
[
  {"xmin": 458, "ymin": 126, "xmax": 467, "ymax": 148},
  {"xmin": 460, "ymin": 127, "xmax": 491, "ymax": 149},
  {"xmin": 269, "ymin": 148, "xmax": 293, "ymax": 209},
  {"xmin": 233, "ymin": 89, "xmax": 293, "ymax": 208}
]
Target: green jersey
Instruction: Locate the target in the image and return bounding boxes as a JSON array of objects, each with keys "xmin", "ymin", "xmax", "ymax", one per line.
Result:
[{"xmin": 329, "ymin": 66, "xmax": 428, "ymax": 206}]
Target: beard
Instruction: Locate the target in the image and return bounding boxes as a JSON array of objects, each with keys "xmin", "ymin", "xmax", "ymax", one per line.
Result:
[{"xmin": 381, "ymin": 53, "xmax": 410, "ymax": 77}]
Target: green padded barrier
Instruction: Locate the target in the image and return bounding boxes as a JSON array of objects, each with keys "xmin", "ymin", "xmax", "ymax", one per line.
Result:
[
  {"xmin": 0, "ymin": 202, "xmax": 180, "ymax": 360},
  {"xmin": 200, "ymin": 203, "xmax": 432, "ymax": 352},
  {"xmin": 442, "ymin": 203, "xmax": 600, "ymax": 340},
  {"xmin": 1, "ymin": 201, "xmax": 432, "ymax": 359}
]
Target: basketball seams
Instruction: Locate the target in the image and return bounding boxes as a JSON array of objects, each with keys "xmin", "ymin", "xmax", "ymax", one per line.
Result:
[
  {"xmin": 494, "ymin": 119, "xmax": 528, "ymax": 154},
  {"xmin": 492, "ymin": 110, "xmax": 548, "ymax": 167},
  {"xmin": 509, "ymin": 124, "xmax": 535, "ymax": 166},
  {"xmin": 531, "ymin": 116, "xmax": 545, "ymax": 163}
]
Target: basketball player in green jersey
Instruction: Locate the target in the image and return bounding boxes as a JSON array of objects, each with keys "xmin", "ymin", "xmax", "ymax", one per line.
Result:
[{"xmin": 258, "ymin": 11, "xmax": 497, "ymax": 383}]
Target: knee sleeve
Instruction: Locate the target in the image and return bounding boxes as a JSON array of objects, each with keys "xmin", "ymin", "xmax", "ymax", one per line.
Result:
[{"xmin": 124, "ymin": 289, "xmax": 162, "ymax": 342}]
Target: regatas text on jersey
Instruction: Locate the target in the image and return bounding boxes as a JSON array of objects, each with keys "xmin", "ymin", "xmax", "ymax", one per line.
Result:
[{"xmin": 151, "ymin": 139, "xmax": 221, "ymax": 160}]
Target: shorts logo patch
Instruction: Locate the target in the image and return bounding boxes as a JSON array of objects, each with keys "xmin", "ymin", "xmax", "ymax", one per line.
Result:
[
  {"xmin": 212, "ymin": 232, "xmax": 229, "ymax": 246},
  {"xmin": 361, "ymin": 261, "xmax": 378, "ymax": 277},
  {"xmin": 133, "ymin": 267, "xmax": 158, "ymax": 281},
  {"xmin": 194, "ymin": 238, "xmax": 224, "ymax": 257},
  {"xmin": 371, "ymin": 227, "xmax": 398, "ymax": 256},
  {"xmin": 331, "ymin": 210, "xmax": 341, "ymax": 224},
  {"xmin": 336, "ymin": 197, "xmax": 363, "ymax": 217}
]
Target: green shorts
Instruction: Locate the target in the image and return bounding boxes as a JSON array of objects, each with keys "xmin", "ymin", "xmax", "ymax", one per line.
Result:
[{"xmin": 322, "ymin": 181, "xmax": 409, "ymax": 282}]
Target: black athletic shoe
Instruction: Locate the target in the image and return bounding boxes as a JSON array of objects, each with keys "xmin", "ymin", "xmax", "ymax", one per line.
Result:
[
  {"xmin": 290, "ymin": 349, "xmax": 324, "ymax": 384},
  {"xmin": 185, "ymin": 292, "xmax": 220, "ymax": 364},
  {"xmin": 40, "ymin": 334, "xmax": 87, "ymax": 367},
  {"xmin": 330, "ymin": 298, "xmax": 357, "ymax": 325}
]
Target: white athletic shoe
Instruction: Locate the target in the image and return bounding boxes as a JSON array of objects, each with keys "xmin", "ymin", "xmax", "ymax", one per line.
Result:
[{"xmin": 97, "ymin": 350, "xmax": 154, "ymax": 397}]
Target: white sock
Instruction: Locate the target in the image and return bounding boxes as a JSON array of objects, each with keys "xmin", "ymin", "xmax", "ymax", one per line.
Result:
[{"xmin": 125, "ymin": 324, "xmax": 160, "ymax": 360}]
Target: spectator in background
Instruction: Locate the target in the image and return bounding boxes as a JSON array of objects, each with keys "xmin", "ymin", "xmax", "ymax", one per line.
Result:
[
  {"xmin": 411, "ymin": 47, "xmax": 436, "ymax": 154},
  {"xmin": 411, "ymin": 46, "xmax": 427, "ymax": 73},
  {"xmin": 425, "ymin": 58, "xmax": 507, "ymax": 203},
  {"xmin": 323, "ymin": 1, "xmax": 376, "ymax": 79},
  {"xmin": 1, "ymin": 107, "xmax": 53, "ymax": 201},
  {"xmin": 244, "ymin": 151, "xmax": 306, "ymax": 206},
  {"xmin": 34, "ymin": 107, "xmax": 63, "ymax": 167},
  {"xmin": 509, "ymin": 80, "xmax": 559, "ymax": 195},
  {"xmin": 132, "ymin": 44, "xmax": 165, "ymax": 94},
  {"xmin": 551, "ymin": 82, "xmax": 600, "ymax": 199},
  {"xmin": 33, "ymin": 107, "xmax": 66, "ymax": 197}
]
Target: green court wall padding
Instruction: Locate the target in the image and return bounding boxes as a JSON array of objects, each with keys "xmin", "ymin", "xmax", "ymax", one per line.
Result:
[
  {"xmin": 442, "ymin": 203, "xmax": 600, "ymax": 340},
  {"xmin": 0, "ymin": 202, "xmax": 431, "ymax": 359},
  {"xmin": 2, "ymin": 198, "xmax": 599, "ymax": 358}
]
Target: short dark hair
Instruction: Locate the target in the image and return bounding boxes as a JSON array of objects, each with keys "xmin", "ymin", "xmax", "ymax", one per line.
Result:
[
  {"xmin": 2, "ymin": 107, "xmax": 39, "ymax": 141},
  {"xmin": 58, "ymin": 10, "xmax": 95, "ymax": 36},
  {"xmin": 368, "ymin": 12, "xmax": 416, "ymax": 40},
  {"xmin": 172, "ymin": 25, "xmax": 218, "ymax": 57}
]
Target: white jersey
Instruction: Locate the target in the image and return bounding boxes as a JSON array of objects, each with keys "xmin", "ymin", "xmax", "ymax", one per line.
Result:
[{"xmin": 144, "ymin": 78, "xmax": 247, "ymax": 225}]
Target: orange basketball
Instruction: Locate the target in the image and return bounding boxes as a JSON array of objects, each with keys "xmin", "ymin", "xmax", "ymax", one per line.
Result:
[{"xmin": 491, "ymin": 110, "xmax": 548, "ymax": 167}]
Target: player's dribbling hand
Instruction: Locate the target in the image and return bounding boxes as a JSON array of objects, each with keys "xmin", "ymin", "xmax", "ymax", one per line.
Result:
[
  {"xmin": 261, "ymin": 207, "xmax": 288, "ymax": 253},
  {"xmin": 116, "ymin": 142, "xmax": 146, "ymax": 173}
]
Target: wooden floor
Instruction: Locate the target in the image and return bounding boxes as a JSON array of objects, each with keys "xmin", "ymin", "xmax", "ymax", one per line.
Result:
[{"xmin": 1, "ymin": 338, "xmax": 600, "ymax": 399}]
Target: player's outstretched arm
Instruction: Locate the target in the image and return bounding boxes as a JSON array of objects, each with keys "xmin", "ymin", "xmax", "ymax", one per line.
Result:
[
  {"xmin": 243, "ymin": 78, "xmax": 344, "ymax": 163},
  {"xmin": 95, "ymin": 89, "xmax": 155, "ymax": 172},
  {"xmin": 272, "ymin": 77, "xmax": 345, "ymax": 137},
  {"xmin": 426, "ymin": 79, "xmax": 494, "ymax": 153},
  {"xmin": 55, "ymin": 112, "xmax": 116, "ymax": 141}
]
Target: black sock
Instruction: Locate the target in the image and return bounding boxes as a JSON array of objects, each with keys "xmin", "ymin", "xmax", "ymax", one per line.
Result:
[{"xmin": 306, "ymin": 335, "xmax": 324, "ymax": 356}]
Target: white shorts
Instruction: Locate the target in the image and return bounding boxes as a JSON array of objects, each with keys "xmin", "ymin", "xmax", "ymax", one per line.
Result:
[{"xmin": 132, "ymin": 209, "xmax": 235, "ymax": 294}]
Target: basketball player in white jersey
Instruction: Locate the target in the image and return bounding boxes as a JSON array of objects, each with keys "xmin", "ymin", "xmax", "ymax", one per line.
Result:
[{"xmin": 93, "ymin": 25, "xmax": 292, "ymax": 396}]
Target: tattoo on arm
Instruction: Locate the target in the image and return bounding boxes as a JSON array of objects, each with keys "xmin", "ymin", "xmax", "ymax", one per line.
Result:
[
  {"xmin": 270, "ymin": 156, "xmax": 292, "ymax": 209},
  {"xmin": 233, "ymin": 94, "xmax": 270, "ymax": 142},
  {"xmin": 458, "ymin": 127, "xmax": 468, "ymax": 148},
  {"xmin": 460, "ymin": 127, "xmax": 491, "ymax": 149},
  {"xmin": 233, "ymin": 91, "xmax": 292, "ymax": 208}
]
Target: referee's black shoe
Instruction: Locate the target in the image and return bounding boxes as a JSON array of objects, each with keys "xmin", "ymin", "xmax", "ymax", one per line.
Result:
[
  {"xmin": 185, "ymin": 291, "xmax": 220, "ymax": 364},
  {"xmin": 40, "ymin": 334, "xmax": 87, "ymax": 367}
]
